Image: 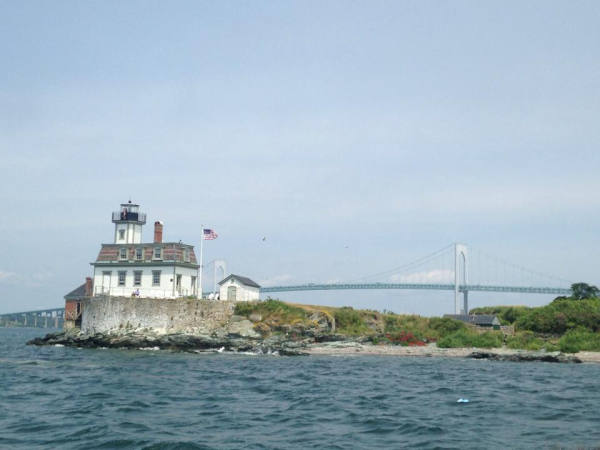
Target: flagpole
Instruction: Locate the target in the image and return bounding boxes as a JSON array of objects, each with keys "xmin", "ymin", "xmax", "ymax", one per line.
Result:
[{"xmin": 199, "ymin": 223, "xmax": 204, "ymax": 299}]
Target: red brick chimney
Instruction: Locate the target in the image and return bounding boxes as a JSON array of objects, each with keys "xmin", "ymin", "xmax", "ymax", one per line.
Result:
[
  {"xmin": 154, "ymin": 221, "xmax": 163, "ymax": 243},
  {"xmin": 85, "ymin": 277, "xmax": 93, "ymax": 297}
]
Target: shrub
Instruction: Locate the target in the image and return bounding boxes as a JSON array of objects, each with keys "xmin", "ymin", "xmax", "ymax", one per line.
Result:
[
  {"xmin": 470, "ymin": 306, "xmax": 531, "ymax": 324},
  {"xmin": 544, "ymin": 342, "xmax": 559, "ymax": 352},
  {"xmin": 515, "ymin": 297, "xmax": 600, "ymax": 334},
  {"xmin": 506, "ymin": 331, "xmax": 542, "ymax": 350},
  {"xmin": 384, "ymin": 331, "xmax": 426, "ymax": 347},
  {"xmin": 558, "ymin": 329, "xmax": 600, "ymax": 353},
  {"xmin": 334, "ymin": 307, "xmax": 370, "ymax": 335},
  {"xmin": 437, "ymin": 329, "xmax": 503, "ymax": 349},
  {"xmin": 234, "ymin": 302, "xmax": 254, "ymax": 317},
  {"xmin": 428, "ymin": 317, "xmax": 466, "ymax": 336}
]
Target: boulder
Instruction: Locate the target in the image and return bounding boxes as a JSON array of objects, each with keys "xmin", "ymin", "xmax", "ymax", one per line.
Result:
[{"xmin": 226, "ymin": 320, "xmax": 260, "ymax": 338}]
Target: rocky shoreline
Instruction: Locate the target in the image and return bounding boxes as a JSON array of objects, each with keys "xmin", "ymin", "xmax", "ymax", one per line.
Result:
[{"xmin": 27, "ymin": 328, "xmax": 590, "ymax": 363}]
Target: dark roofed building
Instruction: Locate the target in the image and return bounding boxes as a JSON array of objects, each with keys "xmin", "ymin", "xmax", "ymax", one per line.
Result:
[{"xmin": 444, "ymin": 314, "xmax": 501, "ymax": 329}]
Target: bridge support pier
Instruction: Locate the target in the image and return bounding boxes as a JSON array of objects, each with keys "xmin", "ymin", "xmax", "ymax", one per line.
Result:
[{"xmin": 44, "ymin": 314, "xmax": 48, "ymax": 328}]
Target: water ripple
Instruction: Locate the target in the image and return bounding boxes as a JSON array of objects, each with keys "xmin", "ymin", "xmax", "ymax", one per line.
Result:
[{"xmin": 2, "ymin": 329, "xmax": 600, "ymax": 449}]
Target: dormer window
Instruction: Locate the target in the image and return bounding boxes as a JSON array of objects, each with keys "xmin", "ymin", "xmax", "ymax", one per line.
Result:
[
  {"xmin": 135, "ymin": 247, "xmax": 143, "ymax": 260},
  {"xmin": 184, "ymin": 248, "xmax": 190, "ymax": 262},
  {"xmin": 118, "ymin": 229, "xmax": 125, "ymax": 240},
  {"xmin": 153, "ymin": 247, "xmax": 162, "ymax": 260},
  {"xmin": 119, "ymin": 248, "xmax": 128, "ymax": 260}
]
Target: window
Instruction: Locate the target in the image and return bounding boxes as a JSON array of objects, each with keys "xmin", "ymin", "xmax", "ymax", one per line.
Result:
[
  {"xmin": 118, "ymin": 229, "xmax": 125, "ymax": 240},
  {"xmin": 191, "ymin": 276, "xmax": 196, "ymax": 295},
  {"xmin": 154, "ymin": 247, "xmax": 162, "ymax": 260},
  {"xmin": 152, "ymin": 270, "xmax": 161, "ymax": 286},
  {"xmin": 184, "ymin": 248, "xmax": 190, "ymax": 262},
  {"xmin": 135, "ymin": 247, "xmax": 143, "ymax": 260},
  {"xmin": 133, "ymin": 271, "xmax": 142, "ymax": 286},
  {"xmin": 119, "ymin": 248, "xmax": 127, "ymax": 260},
  {"xmin": 118, "ymin": 271, "xmax": 126, "ymax": 286}
]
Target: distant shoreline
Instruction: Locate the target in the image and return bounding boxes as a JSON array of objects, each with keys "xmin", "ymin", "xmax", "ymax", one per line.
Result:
[{"xmin": 305, "ymin": 342, "xmax": 599, "ymax": 363}]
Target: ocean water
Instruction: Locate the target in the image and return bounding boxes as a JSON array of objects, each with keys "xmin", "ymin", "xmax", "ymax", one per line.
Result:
[{"xmin": 1, "ymin": 328, "xmax": 600, "ymax": 450}]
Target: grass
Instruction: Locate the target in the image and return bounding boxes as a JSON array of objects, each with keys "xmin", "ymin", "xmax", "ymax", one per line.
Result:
[
  {"xmin": 333, "ymin": 307, "xmax": 372, "ymax": 335},
  {"xmin": 234, "ymin": 299, "xmax": 307, "ymax": 323}
]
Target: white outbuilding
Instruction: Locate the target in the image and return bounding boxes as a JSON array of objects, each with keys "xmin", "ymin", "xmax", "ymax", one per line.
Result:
[{"xmin": 218, "ymin": 275, "xmax": 261, "ymax": 301}]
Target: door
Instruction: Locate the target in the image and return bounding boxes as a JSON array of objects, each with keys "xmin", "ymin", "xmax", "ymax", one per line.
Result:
[
  {"xmin": 176, "ymin": 274, "xmax": 182, "ymax": 294},
  {"xmin": 102, "ymin": 271, "xmax": 111, "ymax": 295},
  {"xmin": 227, "ymin": 286, "xmax": 237, "ymax": 301}
]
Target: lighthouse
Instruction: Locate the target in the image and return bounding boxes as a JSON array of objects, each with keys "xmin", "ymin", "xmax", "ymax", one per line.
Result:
[
  {"xmin": 112, "ymin": 201, "xmax": 146, "ymax": 244},
  {"xmin": 91, "ymin": 201, "xmax": 200, "ymax": 298}
]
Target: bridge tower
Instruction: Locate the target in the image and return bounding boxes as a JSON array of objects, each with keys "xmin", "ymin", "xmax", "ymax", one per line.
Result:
[{"xmin": 454, "ymin": 243, "xmax": 469, "ymax": 314}]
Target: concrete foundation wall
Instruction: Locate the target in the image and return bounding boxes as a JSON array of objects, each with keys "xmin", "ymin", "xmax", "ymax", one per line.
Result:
[{"xmin": 82, "ymin": 296, "xmax": 235, "ymax": 334}]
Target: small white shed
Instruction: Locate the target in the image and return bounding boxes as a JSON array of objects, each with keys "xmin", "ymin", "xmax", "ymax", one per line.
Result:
[{"xmin": 218, "ymin": 275, "xmax": 261, "ymax": 301}]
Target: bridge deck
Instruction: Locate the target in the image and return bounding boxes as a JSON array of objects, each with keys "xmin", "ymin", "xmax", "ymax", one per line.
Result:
[{"xmin": 260, "ymin": 283, "xmax": 572, "ymax": 295}]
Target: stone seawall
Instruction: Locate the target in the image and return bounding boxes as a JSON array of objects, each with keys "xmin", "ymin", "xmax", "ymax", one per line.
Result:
[{"xmin": 82, "ymin": 296, "xmax": 236, "ymax": 334}]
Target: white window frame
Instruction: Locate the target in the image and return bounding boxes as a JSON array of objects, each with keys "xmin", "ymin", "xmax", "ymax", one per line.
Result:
[
  {"xmin": 184, "ymin": 248, "xmax": 190, "ymax": 262},
  {"xmin": 118, "ymin": 229, "xmax": 125, "ymax": 240},
  {"xmin": 153, "ymin": 247, "xmax": 162, "ymax": 260},
  {"xmin": 135, "ymin": 247, "xmax": 143, "ymax": 260},
  {"xmin": 152, "ymin": 270, "xmax": 161, "ymax": 286},
  {"xmin": 119, "ymin": 248, "xmax": 128, "ymax": 260},
  {"xmin": 118, "ymin": 271, "xmax": 127, "ymax": 286},
  {"xmin": 133, "ymin": 271, "xmax": 142, "ymax": 286}
]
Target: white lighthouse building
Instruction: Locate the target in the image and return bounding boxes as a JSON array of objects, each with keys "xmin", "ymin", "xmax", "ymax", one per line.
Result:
[{"xmin": 91, "ymin": 201, "xmax": 200, "ymax": 298}]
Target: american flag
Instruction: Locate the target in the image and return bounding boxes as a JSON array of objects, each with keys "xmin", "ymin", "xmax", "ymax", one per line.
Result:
[{"xmin": 203, "ymin": 229, "xmax": 218, "ymax": 240}]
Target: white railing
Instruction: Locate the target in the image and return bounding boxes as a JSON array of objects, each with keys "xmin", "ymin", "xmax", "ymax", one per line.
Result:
[{"xmin": 94, "ymin": 286, "xmax": 191, "ymax": 299}]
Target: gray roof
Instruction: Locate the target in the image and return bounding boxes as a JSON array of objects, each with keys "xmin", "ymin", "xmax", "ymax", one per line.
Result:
[
  {"xmin": 444, "ymin": 314, "xmax": 500, "ymax": 326},
  {"xmin": 218, "ymin": 274, "xmax": 261, "ymax": 288},
  {"xmin": 64, "ymin": 283, "xmax": 86, "ymax": 300}
]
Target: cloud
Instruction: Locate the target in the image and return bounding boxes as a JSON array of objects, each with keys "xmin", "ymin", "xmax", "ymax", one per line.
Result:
[
  {"xmin": 0, "ymin": 270, "xmax": 17, "ymax": 283},
  {"xmin": 259, "ymin": 274, "xmax": 292, "ymax": 287},
  {"xmin": 391, "ymin": 269, "xmax": 455, "ymax": 284}
]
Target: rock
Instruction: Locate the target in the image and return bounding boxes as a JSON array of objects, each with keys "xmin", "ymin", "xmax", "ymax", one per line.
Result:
[
  {"xmin": 467, "ymin": 351, "xmax": 582, "ymax": 364},
  {"xmin": 226, "ymin": 320, "xmax": 260, "ymax": 338},
  {"xmin": 229, "ymin": 315, "xmax": 247, "ymax": 323},
  {"xmin": 309, "ymin": 312, "xmax": 333, "ymax": 333},
  {"xmin": 248, "ymin": 313, "xmax": 262, "ymax": 322},
  {"xmin": 278, "ymin": 349, "xmax": 309, "ymax": 357},
  {"xmin": 314, "ymin": 333, "xmax": 354, "ymax": 343}
]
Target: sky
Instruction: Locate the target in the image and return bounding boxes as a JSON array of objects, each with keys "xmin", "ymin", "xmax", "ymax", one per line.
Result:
[{"xmin": 1, "ymin": 1, "xmax": 599, "ymax": 315}]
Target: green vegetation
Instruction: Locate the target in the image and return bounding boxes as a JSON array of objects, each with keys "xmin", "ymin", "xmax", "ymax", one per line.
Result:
[
  {"xmin": 234, "ymin": 299, "xmax": 307, "ymax": 322},
  {"xmin": 506, "ymin": 331, "xmax": 543, "ymax": 351},
  {"xmin": 469, "ymin": 305, "xmax": 531, "ymax": 325},
  {"xmin": 558, "ymin": 329, "xmax": 600, "ymax": 353},
  {"xmin": 232, "ymin": 281, "xmax": 600, "ymax": 353},
  {"xmin": 437, "ymin": 329, "xmax": 503, "ymax": 349},
  {"xmin": 514, "ymin": 297, "xmax": 600, "ymax": 334},
  {"xmin": 333, "ymin": 307, "xmax": 372, "ymax": 334},
  {"xmin": 571, "ymin": 283, "xmax": 600, "ymax": 300}
]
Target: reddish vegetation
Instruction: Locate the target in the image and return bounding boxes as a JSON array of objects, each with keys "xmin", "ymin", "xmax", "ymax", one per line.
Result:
[{"xmin": 385, "ymin": 332, "xmax": 426, "ymax": 346}]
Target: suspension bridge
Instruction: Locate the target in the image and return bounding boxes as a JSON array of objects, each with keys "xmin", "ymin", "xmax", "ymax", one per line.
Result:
[
  {"xmin": 260, "ymin": 243, "xmax": 573, "ymax": 314},
  {"xmin": 0, "ymin": 243, "xmax": 574, "ymax": 326}
]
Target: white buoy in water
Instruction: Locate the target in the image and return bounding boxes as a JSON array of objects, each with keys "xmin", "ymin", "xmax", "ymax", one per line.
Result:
[{"xmin": 457, "ymin": 398, "xmax": 470, "ymax": 403}]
